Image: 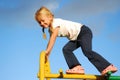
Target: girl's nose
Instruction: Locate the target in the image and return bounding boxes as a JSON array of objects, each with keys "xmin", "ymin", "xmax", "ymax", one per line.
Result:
[
  {"xmin": 41, "ymin": 22, "xmax": 44, "ymax": 25},
  {"xmin": 40, "ymin": 22, "xmax": 44, "ymax": 27}
]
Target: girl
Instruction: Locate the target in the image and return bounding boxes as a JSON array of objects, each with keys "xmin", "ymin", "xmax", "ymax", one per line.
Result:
[{"xmin": 35, "ymin": 6, "xmax": 117, "ymax": 75}]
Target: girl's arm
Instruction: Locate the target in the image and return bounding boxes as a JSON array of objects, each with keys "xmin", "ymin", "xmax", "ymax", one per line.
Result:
[{"xmin": 45, "ymin": 27, "xmax": 59, "ymax": 57}]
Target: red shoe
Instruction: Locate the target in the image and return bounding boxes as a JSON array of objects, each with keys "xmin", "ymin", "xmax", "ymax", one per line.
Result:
[
  {"xmin": 66, "ymin": 65, "xmax": 85, "ymax": 74},
  {"xmin": 101, "ymin": 64, "xmax": 118, "ymax": 75}
]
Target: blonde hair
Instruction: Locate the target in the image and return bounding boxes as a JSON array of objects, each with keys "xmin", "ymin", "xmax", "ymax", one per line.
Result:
[
  {"xmin": 35, "ymin": 6, "xmax": 54, "ymax": 21},
  {"xmin": 35, "ymin": 6, "xmax": 54, "ymax": 39}
]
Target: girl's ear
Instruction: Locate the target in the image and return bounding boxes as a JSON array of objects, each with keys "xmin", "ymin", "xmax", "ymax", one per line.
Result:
[{"xmin": 48, "ymin": 15, "xmax": 53, "ymax": 20}]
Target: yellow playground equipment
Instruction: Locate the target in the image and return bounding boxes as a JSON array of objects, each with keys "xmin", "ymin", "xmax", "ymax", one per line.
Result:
[{"xmin": 37, "ymin": 51, "xmax": 120, "ymax": 80}]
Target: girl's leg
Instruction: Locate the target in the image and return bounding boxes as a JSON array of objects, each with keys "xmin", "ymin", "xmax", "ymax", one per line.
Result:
[
  {"xmin": 62, "ymin": 41, "xmax": 80, "ymax": 69},
  {"xmin": 77, "ymin": 26, "xmax": 111, "ymax": 72}
]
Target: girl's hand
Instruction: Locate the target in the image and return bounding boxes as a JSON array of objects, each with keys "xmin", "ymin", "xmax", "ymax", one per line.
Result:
[
  {"xmin": 45, "ymin": 54, "xmax": 48, "ymax": 63},
  {"xmin": 45, "ymin": 51, "xmax": 49, "ymax": 63}
]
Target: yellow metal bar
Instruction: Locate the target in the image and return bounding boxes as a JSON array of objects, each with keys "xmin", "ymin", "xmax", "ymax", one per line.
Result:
[
  {"xmin": 44, "ymin": 69, "xmax": 106, "ymax": 80},
  {"xmin": 45, "ymin": 74, "xmax": 106, "ymax": 80}
]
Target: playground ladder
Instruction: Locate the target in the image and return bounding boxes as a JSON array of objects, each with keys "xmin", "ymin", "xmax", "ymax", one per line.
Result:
[{"xmin": 37, "ymin": 51, "xmax": 120, "ymax": 80}]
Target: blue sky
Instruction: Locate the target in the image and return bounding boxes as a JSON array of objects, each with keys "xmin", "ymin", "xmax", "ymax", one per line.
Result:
[{"xmin": 0, "ymin": 0, "xmax": 120, "ymax": 80}]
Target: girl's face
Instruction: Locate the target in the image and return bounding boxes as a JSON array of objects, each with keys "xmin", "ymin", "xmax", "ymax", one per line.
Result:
[{"xmin": 37, "ymin": 14, "xmax": 53, "ymax": 28}]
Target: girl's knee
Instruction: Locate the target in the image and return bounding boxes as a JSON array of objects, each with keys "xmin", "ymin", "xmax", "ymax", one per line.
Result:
[
  {"xmin": 62, "ymin": 46, "xmax": 71, "ymax": 53},
  {"xmin": 83, "ymin": 50, "xmax": 93, "ymax": 56},
  {"xmin": 62, "ymin": 46, "xmax": 67, "ymax": 53}
]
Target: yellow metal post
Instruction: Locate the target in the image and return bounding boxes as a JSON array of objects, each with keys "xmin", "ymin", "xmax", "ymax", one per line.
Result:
[
  {"xmin": 38, "ymin": 51, "xmax": 51, "ymax": 80},
  {"xmin": 38, "ymin": 51, "xmax": 45, "ymax": 80},
  {"xmin": 44, "ymin": 59, "xmax": 51, "ymax": 80}
]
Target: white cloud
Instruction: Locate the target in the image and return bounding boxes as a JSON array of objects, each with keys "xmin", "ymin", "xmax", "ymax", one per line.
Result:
[
  {"xmin": 35, "ymin": 0, "xmax": 61, "ymax": 12},
  {"xmin": 44, "ymin": 1, "xmax": 59, "ymax": 11}
]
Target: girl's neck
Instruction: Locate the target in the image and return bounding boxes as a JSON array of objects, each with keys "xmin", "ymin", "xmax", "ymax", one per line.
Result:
[{"xmin": 49, "ymin": 18, "xmax": 53, "ymax": 29}]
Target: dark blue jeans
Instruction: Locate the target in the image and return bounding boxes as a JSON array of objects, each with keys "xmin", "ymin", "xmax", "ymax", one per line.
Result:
[{"xmin": 62, "ymin": 25, "xmax": 111, "ymax": 72}]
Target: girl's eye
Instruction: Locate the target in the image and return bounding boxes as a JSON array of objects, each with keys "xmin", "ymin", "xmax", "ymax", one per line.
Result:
[
  {"xmin": 38, "ymin": 21, "xmax": 41, "ymax": 24},
  {"xmin": 38, "ymin": 20, "xmax": 44, "ymax": 24},
  {"xmin": 41, "ymin": 19, "xmax": 45, "ymax": 22}
]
